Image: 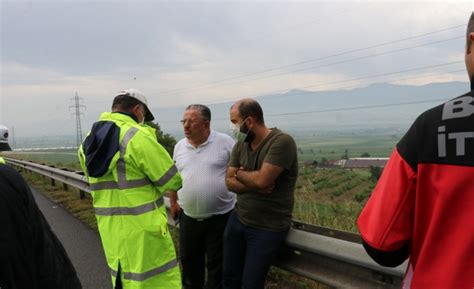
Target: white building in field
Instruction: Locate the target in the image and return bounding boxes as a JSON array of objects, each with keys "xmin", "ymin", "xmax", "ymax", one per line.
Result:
[{"xmin": 343, "ymin": 157, "xmax": 389, "ymax": 169}]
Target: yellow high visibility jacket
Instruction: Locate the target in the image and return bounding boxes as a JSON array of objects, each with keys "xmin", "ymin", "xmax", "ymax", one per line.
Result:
[
  {"xmin": 0, "ymin": 157, "xmax": 5, "ymax": 164},
  {"xmin": 78, "ymin": 112, "xmax": 182, "ymax": 289}
]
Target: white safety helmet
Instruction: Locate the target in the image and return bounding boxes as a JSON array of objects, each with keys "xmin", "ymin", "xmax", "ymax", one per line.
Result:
[
  {"xmin": 114, "ymin": 88, "xmax": 155, "ymax": 122},
  {"xmin": 0, "ymin": 125, "xmax": 12, "ymax": 151}
]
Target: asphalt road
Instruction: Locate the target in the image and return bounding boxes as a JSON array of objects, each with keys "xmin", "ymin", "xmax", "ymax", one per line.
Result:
[{"xmin": 32, "ymin": 188, "xmax": 112, "ymax": 289}]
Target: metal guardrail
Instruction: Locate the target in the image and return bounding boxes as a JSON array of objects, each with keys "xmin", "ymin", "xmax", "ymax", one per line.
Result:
[{"xmin": 4, "ymin": 157, "xmax": 407, "ymax": 289}]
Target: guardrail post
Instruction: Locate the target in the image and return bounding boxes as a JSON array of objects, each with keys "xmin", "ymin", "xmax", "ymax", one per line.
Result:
[
  {"xmin": 63, "ymin": 183, "xmax": 68, "ymax": 191},
  {"xmin": 51, "ymin": 179, "xmax": 56, "ymax": 187},
  {"xmin": 79, "ymin": 190, "xmax": 85, "ymax": 200}
]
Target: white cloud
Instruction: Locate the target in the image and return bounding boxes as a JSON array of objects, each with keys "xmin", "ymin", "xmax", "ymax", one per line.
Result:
[{"xmin": 1, "ymin": 1, "xmax": 472, "ymax": 138}]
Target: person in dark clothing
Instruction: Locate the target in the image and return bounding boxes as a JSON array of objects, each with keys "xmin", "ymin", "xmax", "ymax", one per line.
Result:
[{"xmin": 0, "ymin": 161, "xmax": 82, "ymax": 289}]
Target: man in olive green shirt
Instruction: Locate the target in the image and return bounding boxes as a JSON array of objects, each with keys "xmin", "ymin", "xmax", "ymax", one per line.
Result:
[{"xmin": 224, "ymin": 98, "xmax": 298, "ymax": 289}]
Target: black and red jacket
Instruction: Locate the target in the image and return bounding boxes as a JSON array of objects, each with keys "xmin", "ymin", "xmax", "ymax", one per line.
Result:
[{"xmin": 357, "ymin": 80, "xmax": 474, "ymax": 289}]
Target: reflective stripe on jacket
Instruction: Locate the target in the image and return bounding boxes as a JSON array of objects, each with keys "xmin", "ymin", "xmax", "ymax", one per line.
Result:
[{"xmin": 78, "ymin": 112, "xmax": 182, "ymax": 289}]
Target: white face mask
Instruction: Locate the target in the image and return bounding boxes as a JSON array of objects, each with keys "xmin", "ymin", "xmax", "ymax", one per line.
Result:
[{"xmin": 230, "ymin": 118, "xmax": 248, "ymax": 142}]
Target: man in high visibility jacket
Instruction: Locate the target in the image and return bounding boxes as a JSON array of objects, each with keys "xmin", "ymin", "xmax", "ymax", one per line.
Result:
[
  {"xmin": 0, "ymin": 156, "xmax": 5, "ymax": 164},
  {"xmin": 78, "ymin": 88, "xmax": 183, "ymax": 289}
]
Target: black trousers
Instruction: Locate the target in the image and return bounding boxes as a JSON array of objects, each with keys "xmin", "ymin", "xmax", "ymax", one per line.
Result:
[
  {"xmin": 179, "ymin": 210, "xmax": 231, "ymax": 289},
  {"xmin": 115, "ymin": 265, "xmax": 122, "ymax": 289}
]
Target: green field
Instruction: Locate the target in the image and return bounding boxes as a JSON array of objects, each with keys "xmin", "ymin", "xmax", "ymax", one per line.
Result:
[
  {"xmin": 295, "ymin": 133, "xmax": 401, "ymax": 161},
  {"xmin": 4, "ymin": 150, "xmax": 82, "ymax": 170},
  {"xmin": 4, "ymin": 134, "xmax": 389, "ymax": 231},
  {"xmin": 3, "ymin": 134, "xmax": 388, "ymax": 233},
  {"xmin": 5, "ymin": 152, "xmax": 379, "ymax": 232},
  {"xmin": 5, "ymin": 133, "xmax": 401, "ymax": 167},
  {"xmin": 293, "ymin": 167, "xmax": 376, "ymax": 232}
]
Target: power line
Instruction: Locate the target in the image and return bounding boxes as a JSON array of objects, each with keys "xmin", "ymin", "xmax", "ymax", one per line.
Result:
[
  {"xmin": 189, "ymin": 35, "xmax": 463, "ymax": 92},
  {"xmin": 266, "ymin": 99, "xmax": 449, "ymax": 118},
  {"xmin": 88, "ymin": 27, "xmax": 465, "ymax": 106},
  {"xmin": 207, "ymin": 99, "xmax": 449, "ymax": 123},
  {"xmin": 220, "ymin": 3, "xmax": 366, "ymax": 51},
  {"xmin": 156, "ymin": 24, "xmax": 464, "ymax": 96},
  {"xmin": 151, "ymin": 2, "xmax": 368, "ymax": 85},
  {"xmin": 327, "ymin": 68, "xmax": 465, "ymax": 93},
  {"xmin": 86, "ymin": 35, "xmax": 465, "ymax": 103},
  {"xmin": 179, "ymin": 99, "xmax": 451, "ymax": 124},
  {"xmin": 201, "ymin": 60, "xmax": 463, "ymax": 105},
  {"xmin": 157, "ymin": 67, "xmax": 465, "ymax": 124},
  {"xmin": 290, "ymin": 61, "xmax": 463, "ymax": 92}
]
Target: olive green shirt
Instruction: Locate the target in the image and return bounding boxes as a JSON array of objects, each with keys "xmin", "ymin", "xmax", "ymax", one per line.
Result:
[{"xmin": 229, "ymin": 128, "xmax": 298, "ymax": 231}]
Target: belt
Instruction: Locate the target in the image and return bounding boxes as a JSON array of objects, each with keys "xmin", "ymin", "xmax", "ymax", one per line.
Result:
[{"xmin": 183, "ymin": 210, "xmax": 232, "ymax": 222}]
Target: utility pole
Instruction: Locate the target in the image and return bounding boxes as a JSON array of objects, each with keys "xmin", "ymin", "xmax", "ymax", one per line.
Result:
[
  {"xmin": 10, "ymin": 126, "xmax": 15, "ymax": 150},
  {"xmin": 69, "ymin": 92, "xmax": 85, "ymax": 148}
]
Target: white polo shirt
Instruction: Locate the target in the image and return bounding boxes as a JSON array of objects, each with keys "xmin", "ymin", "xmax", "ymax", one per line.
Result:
[{"xmin": 173, "ymin": 130, "xmax": 236, "ymax": 219}]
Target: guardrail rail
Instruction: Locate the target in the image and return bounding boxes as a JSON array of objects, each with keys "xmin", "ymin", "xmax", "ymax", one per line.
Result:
[{"xmin": 3, "ymin": 157, "xmax": 407, "ymax": 289}]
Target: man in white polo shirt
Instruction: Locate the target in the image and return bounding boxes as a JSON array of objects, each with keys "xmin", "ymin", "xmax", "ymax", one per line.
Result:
[{"xmin": 170, "ymin": 104, "xmax": 236, "ymax": 289}]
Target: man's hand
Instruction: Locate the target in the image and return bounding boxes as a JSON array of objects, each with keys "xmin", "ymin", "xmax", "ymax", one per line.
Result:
[
  {"xmin": 226, "ymin": 166, "xmax": 251, "ymax": 194},
  {"xmin": 169, "ymin": 191, "xmax": 180, "ymax": 220},
  {"xmin": 235, "ymin": 162, "xmax": 283, "ymax": 193},
  {"xmin": 170, "ymin": 201, "xmax": 180, "ymax": 220}
]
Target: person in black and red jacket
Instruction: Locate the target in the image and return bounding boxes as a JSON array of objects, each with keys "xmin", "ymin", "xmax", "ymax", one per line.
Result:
[
  {"xmin": 357, "ymin": 12, "xmax": 474, "ymax": 289},
  {"xmin": 0, "ymin": 162, "xmax": 82, "ymax": 289}
]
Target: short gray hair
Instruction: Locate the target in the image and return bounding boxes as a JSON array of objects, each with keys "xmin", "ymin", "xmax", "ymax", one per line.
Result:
[{"xmin": 185, "ymin": 104, "xmax": 211, "ymax": 121}]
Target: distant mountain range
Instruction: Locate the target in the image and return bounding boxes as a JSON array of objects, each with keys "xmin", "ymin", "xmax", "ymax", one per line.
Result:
[
  {"xmin": 12, "ymin": 81, "xmax": 470, "ymax": 149},
  {"xmin": 154, "ymin": 81, "xmax": 469, "ymax": 138}
]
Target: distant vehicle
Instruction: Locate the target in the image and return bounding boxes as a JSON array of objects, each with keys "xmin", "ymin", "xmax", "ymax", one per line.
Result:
[{"xmin": 0, "ymin": 125, "xmax": 12, "ymax": 151}]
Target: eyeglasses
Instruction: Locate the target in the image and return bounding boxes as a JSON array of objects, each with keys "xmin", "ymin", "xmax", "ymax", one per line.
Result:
[{"xmin": 180, "ymin": 119, "xmax": 204, "ymax": 125}]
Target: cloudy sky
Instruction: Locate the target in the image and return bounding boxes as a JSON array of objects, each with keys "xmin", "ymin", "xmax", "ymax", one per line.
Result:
[{"xmin": 0, "ymin": 0, "xmax": 472, "ymax": 137}]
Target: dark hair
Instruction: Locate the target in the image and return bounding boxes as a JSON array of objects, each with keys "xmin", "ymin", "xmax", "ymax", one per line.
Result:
[
  {"xmin": 185, "ymin": 104, "xmax": 211, "ymax": 121},
  {"xmin": 112, "ymin": 94, "xmax": 142, "ymax": 112},
  {"xmin": 468, "ymin": 12, "xmax": 474, "ymax": 37},
  {"xmin": 238, "ymin": 99, "xmax": 264, "ymax": 124},
  {"xmin": 467, "ymin": 12, "xmax": 474, "ymax": 53}
]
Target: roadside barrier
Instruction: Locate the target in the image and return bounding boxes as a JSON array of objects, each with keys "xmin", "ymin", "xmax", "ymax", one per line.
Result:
[{"xmin": 4, "ymin": 157, "xmax": 406, "ymax": 289}]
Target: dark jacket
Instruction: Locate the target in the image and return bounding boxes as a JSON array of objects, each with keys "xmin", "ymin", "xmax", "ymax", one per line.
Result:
[{"xmin": 0, "ymin": 164, "xmax": 82, "ymax": 289}]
